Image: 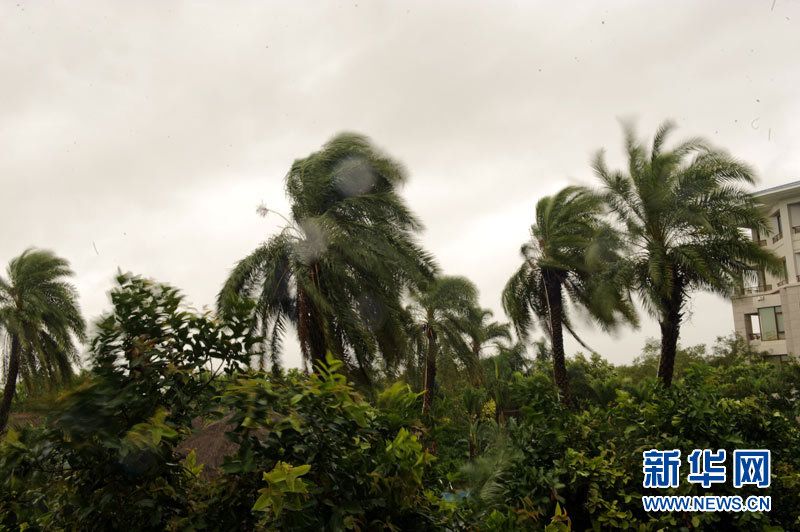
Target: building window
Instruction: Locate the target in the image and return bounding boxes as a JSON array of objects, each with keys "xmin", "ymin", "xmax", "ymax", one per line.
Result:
[
  {"xmin": 795, "ymin": 253, "xmax": 800, "ymax": 282},
  {"xmin": 758, "ymin": 305, "xmax": 785, "ymax": 341},
  {"xmin": 771, "ymin": 212, "xmax": 784, "ymax": 243},
  {"xmin": 746, "ymin": 313, "xmax": 761, "ymax": 340},
  {"xmin": 779, "ymin": 258, "xmax": 789, "ymax": 286}
]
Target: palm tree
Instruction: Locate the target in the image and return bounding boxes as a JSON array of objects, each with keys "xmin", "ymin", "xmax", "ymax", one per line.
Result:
[
  {"xmin": 503, "ymin": 186, "xmax": 636, "ymax": 406},
  {"xmin": 595, "ymin": 121, "xmax": 781, "ymax": 387},
  {"xmin": 480, "ymin": 341, "xmax": 531, "ymax": 422},
  {"xmin": 0, "ymin": 249, "xmax": 86, "ymax": 431},
  {"xmin": 465, "ymin": 308, "xmax": 511, "ymax": 384},
  {"xmin": 218, "ymin": 133, "xmax": 436, "ymax": 383},
  {"xmin": 407, "ymin": 276, "xmax": 479, "ymax": 416}
]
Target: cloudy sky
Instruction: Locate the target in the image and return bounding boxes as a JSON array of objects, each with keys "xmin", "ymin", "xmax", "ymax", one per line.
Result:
[{"xmin": 2, "ymin": 0, "xmax": 799, "ymax": 367}]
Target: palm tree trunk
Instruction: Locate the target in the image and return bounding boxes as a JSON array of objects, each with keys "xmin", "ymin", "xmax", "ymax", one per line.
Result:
[
  {"xmin": 468, "ymin": 422, "xmax": 478, "ymax": 460},
  {"xmin": 0, "ymin": 335, "xmax": 21, "ymax": 431},
  {"xmin": 297, "ymin": 287, "xmax": 327, "ymax": 372},
  {"xmin": 469, "ymin": 341, "xmax": 483, "ymax": 386},
  {"xmin": 421, "ymin": 326, "xmax": 437, "ymax": 416},
  {"xmin": 307, "ymin": 307, "xmax": 327, "ymax": 371},
  {"xmin": 544, "ymin": 273, "xmax": 573, "ymax": 408},
  {"xmin": 657, "ymin": 298, "xmax": 682, "ymax": 387}
]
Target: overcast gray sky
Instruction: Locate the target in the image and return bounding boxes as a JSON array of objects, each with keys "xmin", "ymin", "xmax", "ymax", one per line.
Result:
[{"xmin": 2, "ymin": 0, "xmax": 799, "ymax": 367}]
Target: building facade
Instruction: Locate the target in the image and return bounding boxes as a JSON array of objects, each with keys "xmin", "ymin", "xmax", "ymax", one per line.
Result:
[{"xmin": 731, "ymin": 181, "xmax": 800, "ymax": 359}]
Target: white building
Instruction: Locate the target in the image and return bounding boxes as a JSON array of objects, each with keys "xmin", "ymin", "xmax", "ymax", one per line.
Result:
[{"xmin": 731, "ymin": 180, "xmax": 800, "ymax": 360}]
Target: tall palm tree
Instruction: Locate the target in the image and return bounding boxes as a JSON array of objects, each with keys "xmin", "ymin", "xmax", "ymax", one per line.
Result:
[
  {"xmin": 407, "ymin": 276, "xmax": 479, "ymax": 416},
  {"xmin": 595, "ymin": 121, "xmax": 781, "ymax": 387},
  {"xmin": 0, "ymin": 249, "xmax": 86, "ymax": 431},
  {"xmin": 465, "ymin": 308, "xmax": 511, "ymax": 384},
  {"xmin": 218, "ymin": 133, "xmax": 436, "ymax": 383},
  {"xmin": 503, "ymin": 186, "xmax": 636, "ymax": 406}
]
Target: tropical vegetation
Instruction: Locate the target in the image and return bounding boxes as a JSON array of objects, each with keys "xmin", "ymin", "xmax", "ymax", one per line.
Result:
[
  {"xmin": 595, "ymin": 121, "xmax": 782, "ymax": 386},
  {"xmin": 0, "ymin": 249, "xmax": 86, "ymax": 431},
  {"xmin": 502, "ymin": 186, "xmax": 637, "ymax": 406},
  {"xmin": 2, "ymin": 124, "xmax": 795, "ymax": 530},
  {"xmin": 217, "ymin": 133, "xmax": 435, "ymax": 384},
  {"xmin": 406, "ymin": 276, "xmax": 481, "ymax": 416}
]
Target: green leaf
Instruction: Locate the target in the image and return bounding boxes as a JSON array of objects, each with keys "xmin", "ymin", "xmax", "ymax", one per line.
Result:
[{"xmin": 252, "ymin": 493, "xmax": 272, "ymax": 512}]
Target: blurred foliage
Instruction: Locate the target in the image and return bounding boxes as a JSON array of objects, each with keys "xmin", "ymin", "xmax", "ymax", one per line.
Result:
[
  {"xmin": 0, "ymin": 275, "xmax": 453, "ymax": 530},
  {"xmin": 2, "ymin": 273, "xmax": 799, "ymax": 531},
  {"xmin": 441, "ymin": 335, "xmax": 800, "ymax": 530},
  {"xmin": 197, "ymin": 355, "xmax": 452, "ymax": 530},
  {"xmin": 0, "ymin": 273, "xmax": 254, "ymax": 529}
]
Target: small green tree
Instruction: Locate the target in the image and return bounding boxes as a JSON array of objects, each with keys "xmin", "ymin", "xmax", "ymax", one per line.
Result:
[
  {"xmin": 466, "ymin": 308, "xmax": 511, "ymax": 384},
  {"xmin": 0, "ymin": 273, "xmax": 255, "ymax": 528},
  {"xmin": 407, "ymin": 276, "xmax": 479, "ymax": 416}
]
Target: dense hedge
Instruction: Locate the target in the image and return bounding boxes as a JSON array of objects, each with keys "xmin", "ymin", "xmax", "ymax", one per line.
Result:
[{"xmin": 429, "ymin": 344, "xmax": 800, "ymax": 530}]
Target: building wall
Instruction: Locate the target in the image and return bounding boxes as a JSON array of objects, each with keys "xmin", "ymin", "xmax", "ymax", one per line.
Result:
[
  {"xmin": 732, "ymin": 291, "xmax": 785, "ymax": 356},
  {"xmin": 732, "ymin": 191, "xmax": 800, "ymax": 358},
  {"xmin": 782, "ymin": 285, "xmax": 800, "ymax": 357}
]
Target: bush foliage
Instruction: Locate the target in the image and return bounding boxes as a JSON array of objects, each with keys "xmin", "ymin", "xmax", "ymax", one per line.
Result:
[{"xmin": 2, "ymin": 276, "xmax": 799, "ymax": 530}]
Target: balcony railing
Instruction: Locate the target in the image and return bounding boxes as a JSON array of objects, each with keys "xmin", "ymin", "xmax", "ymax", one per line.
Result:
[
  {"xmin": 778, "ymin": 279, "xmax": 789, "ymax": 287},
  {"xmin": 736, "ymin": 284, "xmax": 773, "ymax": 295},
  {"xmin": 748, "ymin": 332, "xmax": 761, "ymax": 341},
  {"xmin": 792, "ymin": 226, "xmax": 800, "ymax": 234},
  {"xmin": 757, "ymin": 239, "xmax": 768, "ymax": 246},
  {"xmin": 773, "ymin": 233, "xmax": 784, "ymax": 243}
]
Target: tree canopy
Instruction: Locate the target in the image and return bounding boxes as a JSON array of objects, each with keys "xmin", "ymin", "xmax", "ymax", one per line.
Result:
[
  {"xmin": 0, "ymin": 249, "xmax": 86, "ymax": 431},
  {"xmin": 596, "ymin": 121, "xmax": 781, "ymax": 386},
  {"xmin": 218, "ymin": 133, "xmax": 436, "ymax": 383}
]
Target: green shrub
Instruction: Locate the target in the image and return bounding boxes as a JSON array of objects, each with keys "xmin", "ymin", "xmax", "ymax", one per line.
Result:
[
  {"xmin": 3, "ymin": 277, "xmax": 799, "ymax": 531},
  {"xmin": 0, "ymin": 273, "xmax": 255, "ymax": 530},
  {"xmin": 458, "ymin": 355, "xmax": 800, "ymax": 530},
  {"xmin": 197, "ymin": 358, "xmax": 453, "ymax": 530}
]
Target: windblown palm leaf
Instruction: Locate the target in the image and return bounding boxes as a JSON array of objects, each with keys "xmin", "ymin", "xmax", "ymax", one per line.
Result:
[
  {"xmin": 218, "ymin": 133, "xmax": 436, "ymax": 384},
  {"xmin": 0, "ymin": 249, "xmax": 86, "ymax": 430},
  {"xmin": 503, "ymin": 186, "xmax": 636, "ymax": 406},
  {"xmin": 406, "ymin": 276, "xmax": 480, "ymax": 415},
  {"xmin": 595, "ymin": 121, "xmax": 781, "ymax": 386},
  {"xmin": 464, "ymin": 308, "xmax": 511, "ymax": 385}
]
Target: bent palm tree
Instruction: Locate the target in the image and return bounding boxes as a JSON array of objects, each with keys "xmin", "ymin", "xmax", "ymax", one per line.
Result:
[
  {"xmin": 596, "ymin": 121, "xmax": 781, "ymax": 387},
  {"xmin": 0, "ymin": 249, "xmax": 86, "ymax": 431},
  {"xmin": 218, "ymin": 133, "xmax": 436, "ymax": 383},
  {"xmin": 503, "ymin": 186, "xmax": 636, "ymax": 406},
  {"xmin": 407, "ymin": 276, "xmax": 479, "ymax": 416}
]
